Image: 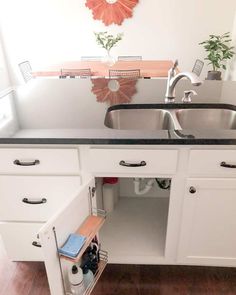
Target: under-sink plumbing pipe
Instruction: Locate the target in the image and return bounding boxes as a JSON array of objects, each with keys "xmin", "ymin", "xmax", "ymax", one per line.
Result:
[{"xmin": 134, "ymin": 178, "xmax": 155, "ymax": 195}]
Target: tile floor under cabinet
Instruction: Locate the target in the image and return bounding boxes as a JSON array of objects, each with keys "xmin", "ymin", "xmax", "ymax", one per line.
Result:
[{"xmin": 1, "ymin": 237, "xmax": 236, "ymax": 295}]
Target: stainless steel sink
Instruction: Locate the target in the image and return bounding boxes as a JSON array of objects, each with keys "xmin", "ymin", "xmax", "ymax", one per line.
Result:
[
  {"xmin": 175, "ymin": 109, "xmax": 236, "ymax": 130},
  {"xmin": 104, "ymin": 109, "xmax": 176, "ymax": 130},
  {"xmin": 104, "ymin": 105, "xmax": 236, "ymax": 131}
]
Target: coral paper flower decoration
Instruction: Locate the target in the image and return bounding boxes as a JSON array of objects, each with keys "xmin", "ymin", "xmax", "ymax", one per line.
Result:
[
  {"xmin": 85, "ymin": 0, "xmax": 139, "ymax": 26},
  {"xmin": 92, "ymin": 78, "xmax": 137, "ymax": 105}
]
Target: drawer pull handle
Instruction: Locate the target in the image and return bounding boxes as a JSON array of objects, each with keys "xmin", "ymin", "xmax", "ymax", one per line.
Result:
[
  {"xmin": 119, "ymin": 160, "xmax": 147, "ymax": 167},
  {"xmin": 189, "ymin": 186, "xmax": 196, "ymax": 194},
  {"xmin": 22, "ymin": 198, "xmax": 47, "ymax": 205},
  {"xmin": 32, "ymin": 241, "xmax": 42, "ymax": 248},
  {"xmin": 14, "ymin": 159, "xmax": 40, "ymax": 166},
  {"xmin": 220, "ymin": 161, "xmax": 236, "ymax": 169}
]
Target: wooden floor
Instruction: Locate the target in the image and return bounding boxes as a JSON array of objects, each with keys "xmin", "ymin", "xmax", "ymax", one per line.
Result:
[
  {"xmin": 0, "ymin": 238, "xmax": 50, "ymax": 295},
  {"xmin": 94, "ymin": 264, "xmax": 236, "ymax": 295},
  {"xmin": 1, "ymin": 239, "xmax": 236, "ymax": 295}
]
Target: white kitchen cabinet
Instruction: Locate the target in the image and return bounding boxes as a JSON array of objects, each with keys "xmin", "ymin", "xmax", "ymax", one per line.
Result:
[
  {"xmin": 0, "ymin": 222, "xmax": 43, "ymax": 261},
  {"xmin": 0, "ymin": 147, "xmax": 82, "ymax": 264},
  {"xmin": 0, "ymin": 176, "xmax": 81, "ymax": 222},
  {"xmin": 38, "ymin": 177, "xmax": 104, "ymax": 295},
  {"xmin": 0, "ymin": 175, "xmax": 82, "ymax": 262},
  {"xmin": 188, "ymin": 150, "xmax": 236, "ymax": 177},
  {"xmin": 89, "ymin": 148, "xmax": 178, "ymax": 175},
  {"xmin": 2, "ymin": 144, "xmax": 236, "ymax": 295},
  {"xmin": 0, "ymin": 148, "xmax": 79, "ymax": 175},
  {"xmin": 178, "ymin": 178, "xmax": 236, "ymax": 267}
]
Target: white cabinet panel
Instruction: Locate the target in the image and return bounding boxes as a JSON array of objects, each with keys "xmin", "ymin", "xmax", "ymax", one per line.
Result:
[
  {"xmin": 89, "ymin": 148, "xmax": 178, "ymax": 175},
  {"xmin": 189, "ymin": 150, "xmax": 236, "ymax": 177},
  {"xmin": 178, "ymin": 178, "xmax": 236, "ymax": 266},
  {"xmin": 0, "ymin": 176, "xmax": 81, "ymax": 222},
  {"xmin": 0, "ymin": 148, "xmax": 79, "ymax": 175},
  {"xmin": 0, "ymin": 222, "xmax": 43, "ymax": 261},
  {"xmin": 38, "ymin": 177, "xmax": 94, "ymax": 295}
]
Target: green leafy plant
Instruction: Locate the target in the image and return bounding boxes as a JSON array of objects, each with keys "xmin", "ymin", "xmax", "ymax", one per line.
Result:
[
  {"xmin": 199, "ymin": 32, "xmax": 235, "ymax": 71},
  {"xmin": 94, "ymin": 31, "xmax": 123, "ymax": 54}
]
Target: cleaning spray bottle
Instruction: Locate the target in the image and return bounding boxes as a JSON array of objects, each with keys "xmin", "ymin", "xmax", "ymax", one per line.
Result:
[{"xmin": 68, "ymin": 264, "xmax": 85, "ymax": 295}]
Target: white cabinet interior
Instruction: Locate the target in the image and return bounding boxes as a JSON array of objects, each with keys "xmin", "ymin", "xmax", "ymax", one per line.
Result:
[{"xmin": 97, "ymin": 177, "xmax": 171, "ymax": 264}]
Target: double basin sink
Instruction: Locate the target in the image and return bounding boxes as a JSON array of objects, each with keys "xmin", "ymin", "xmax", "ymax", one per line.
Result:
[{"xmin": 104, "ymin": 104, "xmax": 236, "ymax": 130}]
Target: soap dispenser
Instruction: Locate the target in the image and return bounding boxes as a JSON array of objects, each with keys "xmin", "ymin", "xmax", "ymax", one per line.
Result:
[{"xmin": 182, "ymin": 90, "xmax": 197, "ymax": 103}]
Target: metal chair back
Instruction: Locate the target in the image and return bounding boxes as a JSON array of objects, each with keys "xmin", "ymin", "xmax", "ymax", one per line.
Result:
[
  {"xmin": 109, "ymin": 69, "xmax": 141, "ymax": 78},
  {"xmin": 60, "ymin": 68, "xmax": 92, "ymax": 78},
  {"xmin": 192, "ymin": 59, "xmax": 204, "ymax": 76},
  {"xmin": 18, "ymin": 61, "xmax": 33, "ymax": 82}
]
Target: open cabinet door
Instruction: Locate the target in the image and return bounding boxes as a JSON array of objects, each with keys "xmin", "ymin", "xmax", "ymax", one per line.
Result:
[{"xmin": 38, "ymin": 177, "xmax": 95, "ymax": 295}]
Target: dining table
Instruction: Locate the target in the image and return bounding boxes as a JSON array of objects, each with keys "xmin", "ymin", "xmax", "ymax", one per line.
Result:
[{"xmin": 31, "ymin": 60, "xmax": 175, "ymax": 78}]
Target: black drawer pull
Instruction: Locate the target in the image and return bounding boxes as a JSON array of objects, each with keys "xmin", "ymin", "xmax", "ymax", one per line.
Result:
[
  {"xmin": 189, "ymin": 186, "xmax": 197, "ymax": 194},
  {"xmin": 220, "ymin": 161, "xmax": 236, "ymax": 169},
  {"xmin": 14, "ymin": 159, "xmax": 40, "ymax": 166},
  {"xmin": 119, "ymin": 160, "xmax": 147, "ymax": 167},
  {"xmin": 32, "ymin": 241, "xmax": 42, "ymax": 248},
  {"xmin": 22, "ymin": 198, "xmax": 47, "ymax": 205}
]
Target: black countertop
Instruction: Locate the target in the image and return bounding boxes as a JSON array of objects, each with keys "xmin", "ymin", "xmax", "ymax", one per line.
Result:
[{"xmin": 1, "ymin": 78, "xmax": 236, "ymax": 145}]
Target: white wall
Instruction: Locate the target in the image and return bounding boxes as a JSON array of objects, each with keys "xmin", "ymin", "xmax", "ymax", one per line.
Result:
[
  {"xmin": 227, "ymin": 11, "xmax": 236, "ymax": 80},
  {"xmin": 0, "ymin": 0, "xmax": 236, "ymax": 84},
  {"xmin": 0, "ymin": 28, "xmax": 11, "ymax": 92}
]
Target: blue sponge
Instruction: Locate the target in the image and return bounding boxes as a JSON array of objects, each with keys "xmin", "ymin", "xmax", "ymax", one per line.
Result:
[{"xmin": 58, "ymin": 233, "xmax": 86, "ymax": 258}]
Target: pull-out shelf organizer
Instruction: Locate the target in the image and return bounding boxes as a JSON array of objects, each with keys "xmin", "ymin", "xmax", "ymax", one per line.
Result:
[{"xmin": 55, "ymin": 209, "xmax": 107, "ymax": 295}]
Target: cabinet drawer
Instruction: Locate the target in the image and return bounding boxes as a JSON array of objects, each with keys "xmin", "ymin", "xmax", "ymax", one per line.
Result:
[
  {"xmin": 0, "ymin": 222, "xmax": 43, "ymax": 261},
  {"xmin": 89, "ymin": 149, "xmax": 178, "ymax": 175},
  {"xmin": 189, "ymin": 150, "xmax": 236, "ymax": 176},
  {"xmin": 0, "ymin": 148, "xmax": 79, "ymax": 174},
  {"xmin": 0, "ymin": 176, "xmax": 81, "ymax": 222}
]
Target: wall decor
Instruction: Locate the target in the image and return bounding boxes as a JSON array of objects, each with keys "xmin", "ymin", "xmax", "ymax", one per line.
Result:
[
  {"xmin": 92, "ymin": 78, "xmax": 137, "ymax": 105},
  {"xmin": 85, "ymin": 0, "xmax": 139, "ymax": 26}
]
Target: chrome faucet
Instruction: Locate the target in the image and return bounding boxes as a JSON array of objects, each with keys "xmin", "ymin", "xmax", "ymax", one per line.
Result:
[{"xmin": 165, "ymin": 60, "xmax": 202, "ymax": 103}]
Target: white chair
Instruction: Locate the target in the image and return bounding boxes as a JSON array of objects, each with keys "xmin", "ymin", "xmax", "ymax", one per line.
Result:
[
  {"xmin": 80, "ymin": 56, "xmax": 103, "ymax": 61},
  {"xmin": 18, "ymin": 61, "xmax": 33, "ymax": 82},
  {"xmin": 118, "ymin": 56, "xmax": 142, "ymax": 61}
]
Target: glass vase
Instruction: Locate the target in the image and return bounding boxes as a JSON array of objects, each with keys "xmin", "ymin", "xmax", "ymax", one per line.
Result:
[{"xmin": 102, "ymin": 50, "xmax": 116, "ymax": 66}]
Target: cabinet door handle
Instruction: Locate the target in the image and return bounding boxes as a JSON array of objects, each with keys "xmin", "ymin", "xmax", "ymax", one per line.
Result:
[
  {"xmin": 14, "ymin": 159, "xmax": 40, "ymax": 166},
  {"xmin": 119, "ymin": 160, "xmax": 147, "ymax": 167},
  {"xmin": 189, "ymin": 186, "xmax": 196, "ymax": 194},
  {"xmin": 32, "ymin": 241, "xmax": 42, "ymax": 248},
  {"xmin": 22, "ymin": 198, "xmax": 47, "ymax": 205},
  {"xmin": 220, "ymin": 161, "xmax": 236, "ymax": 169}
]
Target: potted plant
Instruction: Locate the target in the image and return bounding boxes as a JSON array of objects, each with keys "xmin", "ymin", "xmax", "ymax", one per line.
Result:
[
  {"xmin": 94, "ymin": 31, "xmax": 123, "ymax": 65},
  {"xmin": 199, "ymin": 32, "xmax": 235, "ymax": 80}
]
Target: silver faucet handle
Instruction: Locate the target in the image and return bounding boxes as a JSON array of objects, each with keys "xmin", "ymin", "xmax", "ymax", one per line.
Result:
[
  {"xmin": 182, "ymin": 90, "xmax": 197, "ymax": 103},
  {"xmin": 168, "ymin": 59, "xmax": 179, "ymax": 80},
  {"xmin": 173, "ymin": 60, "xmax": 179, "ymax": 70}
]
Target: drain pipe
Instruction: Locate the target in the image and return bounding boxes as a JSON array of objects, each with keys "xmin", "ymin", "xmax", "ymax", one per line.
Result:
[{"xmin": 134, "ymin": 178, "xmax": 155, "ymax": 195}]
